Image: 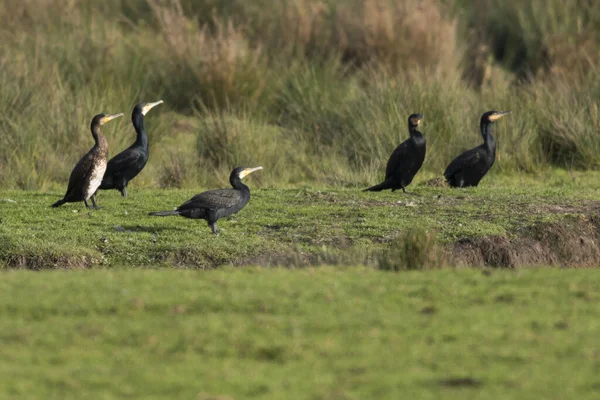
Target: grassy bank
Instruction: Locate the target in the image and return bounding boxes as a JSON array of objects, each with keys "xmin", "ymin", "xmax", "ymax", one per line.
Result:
[
  {"xmin": 2, "ymin": 170, "xmax": 599, "ymax": 269},
  {"xmin": 1, "ymin": 267, "xmax": 599, "ymax": 399},
  {"xmin": 1, "ymin": 1, "xmax": 600, "ymax": 189}
]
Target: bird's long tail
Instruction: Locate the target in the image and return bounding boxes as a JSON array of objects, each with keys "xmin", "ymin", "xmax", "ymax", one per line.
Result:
[
  {"xmin": 51, "ymin": 199, "xmax": 66, "ymax": 208},
  {"xmin": 148, "ymin": 210, "xmax": 180, "ymax": 216},
  {"xmin": 363, "ymin": 180, "xmax": 392, "ymax": 192}
]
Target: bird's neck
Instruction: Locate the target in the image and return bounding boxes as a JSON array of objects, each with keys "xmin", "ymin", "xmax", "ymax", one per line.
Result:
[
  {"xmin": 132, "ymin": 113, "xmax": 148, "ymax": 149},
  {"xmin": 480, "ymin": 122, "xmax": 496, "ymax": 153},
  {"xmin": 230, "ymin": 177, "xmax": 250, "ymax": 192},
  {"xmin": 91, "ymin": 125, "xmax": 108, "ymax": 151},
  {"xmin": 409, "ymin": 125, "xmax": 423, "ymax": 142}
]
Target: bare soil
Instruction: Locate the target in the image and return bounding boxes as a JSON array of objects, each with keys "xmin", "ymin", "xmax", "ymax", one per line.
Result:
[{"xmin": 452, "ymin": 213, "xmax": 600, "ymax": 268}]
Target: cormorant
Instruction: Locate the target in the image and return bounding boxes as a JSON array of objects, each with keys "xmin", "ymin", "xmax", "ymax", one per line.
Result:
[
  {"xmin": 444, "ymin": 110, "xmax": 510, "ymax": 188},
  {"xmin": 149, "ymin": 166, "xmax": 263, "ymax": 234},
  {"xmin": 364, "ymin": 113, "xmax": 425, "ymax": 193},
  {"xmin": 98, "ymin": 100, "xmax": 163, "ymax": 198},
  {"xmin": 51, "ymin": 113, "xmax": 123, "ymax": 208}
]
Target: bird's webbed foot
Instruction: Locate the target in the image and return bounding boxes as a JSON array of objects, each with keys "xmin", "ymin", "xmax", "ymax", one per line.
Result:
[{"xmin": 87, "ymin": 195, "xmax": 102, "ymax": 209}]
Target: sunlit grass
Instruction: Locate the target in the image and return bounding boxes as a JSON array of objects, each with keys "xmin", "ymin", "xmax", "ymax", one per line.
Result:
[
  {"xmin": 1, "ymin": 170, "xmax": 599, "ymax": 269},
  {"xmin": 1, "ymin": 1, "xmax": 600, "ymax": 189}
]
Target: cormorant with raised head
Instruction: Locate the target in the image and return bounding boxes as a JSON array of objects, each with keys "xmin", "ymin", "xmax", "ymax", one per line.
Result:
[
  {"xmin": 364, "ymin": 113, "xmax": 425, "ymax": 192},
  {"xmin": 51, "ymin": 113, "xmax": 123, "ymax": 208},
  {"xmin": 149, "ymin": 166, "xmax": 263, "ymax": 235},
  {"xmin": 98, "ymin": 100, "xmax": 163, "ymax": 198},
  {"xmin": 444, "ymin": 110, "xmax": 510, "ymax": 188}
]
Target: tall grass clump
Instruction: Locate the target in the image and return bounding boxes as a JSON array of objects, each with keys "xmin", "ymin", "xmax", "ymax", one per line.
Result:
[
  {"xmin": 2, "ymin": 0, "xmax": 600, "ymax": 189},
  {"xmin": 246, "ymin": 0, "xmax": 460, "ymax": 75},
  {"xmin": 377, "ymin": 228, "xmax": 445, "ymax": 271},
  {"xmin": 457, "ymin": 0, "xmax": 600, "ymax": 80},
  {"xmin": 195, "ymin": 111, "xmax": 309, "ymax": 186},
  {"xmin": 145, "ymin": 0, "xmax": 270, "ymax": 111},
  {"xmin": 529, "ymin": 78, "xmax": 600, "ymax": 169}
]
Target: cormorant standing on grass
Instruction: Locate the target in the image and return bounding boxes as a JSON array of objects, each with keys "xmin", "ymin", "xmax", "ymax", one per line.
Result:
[
  {"xmin": 51, "ymin": 113, "xmax": 123, "ymax": 208},
  {"xmin": 98, "ymin": 100, "xmax": 163, "ymax": 198},
  {"xmin": 149, "ymin": 166, "xmax": 263, "ymax": 235},
  {"xmin": 364, "ymin": 113, "xmax": 425, "ymax": 193},
  {"xmin": 444, "ymin": 110, "xmax": 510, "ymax": 188}
]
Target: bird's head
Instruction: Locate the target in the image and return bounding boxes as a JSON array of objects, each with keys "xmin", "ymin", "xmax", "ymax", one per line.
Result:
[
  {"xmin": 233, "ymin": 166, "xmax": 263, "ymax": 180},
  {"xmin": 134, "ymin": 100, "xmax": 164, "ymax": 117},
  {"xmin": 481, "ymin": 110, "xmax": 511, "ymax": 125},
  {"xmin": 91, "ymin": 112, "xmax": 124, "ymax": 128},
  {"xmin": 408, "ymin": 113, "xmax": 424, "ymax": 128}
]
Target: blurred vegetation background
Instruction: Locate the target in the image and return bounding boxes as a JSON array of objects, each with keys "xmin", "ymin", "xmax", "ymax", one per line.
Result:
[{"xmin": 1, "ymin": 0, "xmax": 600, "ymax": 189}]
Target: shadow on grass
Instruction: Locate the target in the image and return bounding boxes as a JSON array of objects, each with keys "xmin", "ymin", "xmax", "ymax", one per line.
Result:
[{"xmin": 90, "ymin": 224, "xmax": 187, "ymax": 234}]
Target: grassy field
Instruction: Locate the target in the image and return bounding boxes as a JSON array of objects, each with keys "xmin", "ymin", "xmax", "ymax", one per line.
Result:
[
  {"xmin": 2, "ymin": 1, "xmax": 600, "ymax": 397},
  {"xmin": 2, "ymin": 170, "xmax": 600, "ymax": 269},
  {"xmin": 1, "ymin": 267, "xmax": 600, "ymax": 399}
]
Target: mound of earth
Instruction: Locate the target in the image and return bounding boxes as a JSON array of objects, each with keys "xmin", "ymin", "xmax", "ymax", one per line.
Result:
[{"xmin": 451, "ymin": 215, "xmax": 600, "ymax": 268}]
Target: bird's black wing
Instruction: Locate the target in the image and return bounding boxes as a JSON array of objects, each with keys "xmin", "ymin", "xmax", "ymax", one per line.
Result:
[
  {"xmin": 444, "ymin": 146, "xmax": 484, "ymax": 179},
  {"xmin": 105, "ymin": 147, "xmax": 144, "ymax": 176},
  {"xmin": 385, "ymin": 139, "xmax": 411, "ymax": 179},
  {"xmin": 178, "ymin": 189, "xmax": 243, "ymax": 211},
  {"xmin": 64, "ymin": 151, "xmax": 95, "ymax": 198}
]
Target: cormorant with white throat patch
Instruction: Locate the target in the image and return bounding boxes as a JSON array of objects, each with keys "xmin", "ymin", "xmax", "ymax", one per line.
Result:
[
  {"xmin": 98, "ymin": 100, "xmax": 163, "ymax": 198},
  {"xmin": 444, "ymin": 110, "xmax": 510, "ymax": 188},
  {"xmin": 149, "ymin": 166, "xmax": 263, "ymax": 235},
  {"xmin": 51, "ymin": 113, "xmax": 123, "ymax": 208}
]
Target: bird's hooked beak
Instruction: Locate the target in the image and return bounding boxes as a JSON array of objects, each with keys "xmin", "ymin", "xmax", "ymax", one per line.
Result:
[
  {"xmin": 142, "ymin": 100, "xmax": 164, "ymax": 116},
  {"xmin": 100, "ymin": 113, "xmax": 124, "ymax": 125},
  {"xmin": 489, "ymin": 111, "xmax": 511, "ymax": 122},
  {"xmin": 239, "ymin": 166, "xmax": 263, "ymax": 179}
]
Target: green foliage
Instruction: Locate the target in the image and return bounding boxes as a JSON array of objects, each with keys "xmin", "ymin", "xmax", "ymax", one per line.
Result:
[
  {"xmin": 457, "ymin": 0, "xmax": 600, "ymax": 79},
  {"xmin": 1, "ymin": 1, "xmax": 600, "ymax": 189}
]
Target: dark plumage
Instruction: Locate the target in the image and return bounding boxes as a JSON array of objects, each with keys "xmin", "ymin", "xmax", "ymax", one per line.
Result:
[
  {"xmin": 149, "ymin": 166, "xmax": 263, "ymax": 235},
  {"xmin": 444, "ymin": 110, "xmax": 510, "ymax": 188},
  {"xmin": 98, "ymin": 100, "xmax": 163, "ymax": 198},
  {"xmin": 364, "ymin": 113, "xmax": 425, "ymax": 193},
  {"xmin": 51, "ymin": 113, "xmax": 123, "ymax": 208}
]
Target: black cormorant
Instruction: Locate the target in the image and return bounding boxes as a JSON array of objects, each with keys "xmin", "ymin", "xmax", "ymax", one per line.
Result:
[
  {"xmin": 51, "ymin": 113, "xmax": 124, "ymax": 208},
  {"xmin": 364, "ymin": 113, "xmax": 425, "ymax": 193},
  {"xmin": 444, "ymin": 110, "xmax": 510, "ymax": 188},
  {"xmin": 98, "ymin": 100, "xmax": 163, "ymax": 198},
  {"xmin": 149, "ymin": 166, "xmax": 263, "ymax": 234}
]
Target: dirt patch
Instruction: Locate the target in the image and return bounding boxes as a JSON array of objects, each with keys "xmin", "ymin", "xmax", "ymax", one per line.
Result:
[
  {"xmin": 424, "ymin": 177, "xmax": 449, "ymax": 187},
  {"xmin": 451, "ymin": 215, "xmax": 600, "ymax": 267},
  {"xmin": 156, "ymin": 214, "xmax": 600, "ymax": 269},
  {"xmin": 3, "ymin": 254, "xmax": 98, "ymax": 270}
]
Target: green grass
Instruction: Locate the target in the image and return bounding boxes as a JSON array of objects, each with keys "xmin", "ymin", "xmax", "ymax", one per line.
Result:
[
  {"xmin": 2, "ymin": 170, "xmax": 599, "ymax": 269},
  {"xmin": 1, "ymin": 267, "xmax": 599, "ymax": 399},
  {"xmin": 2, "ymin": 2, "xmax": 600, "ymax": 398}
]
